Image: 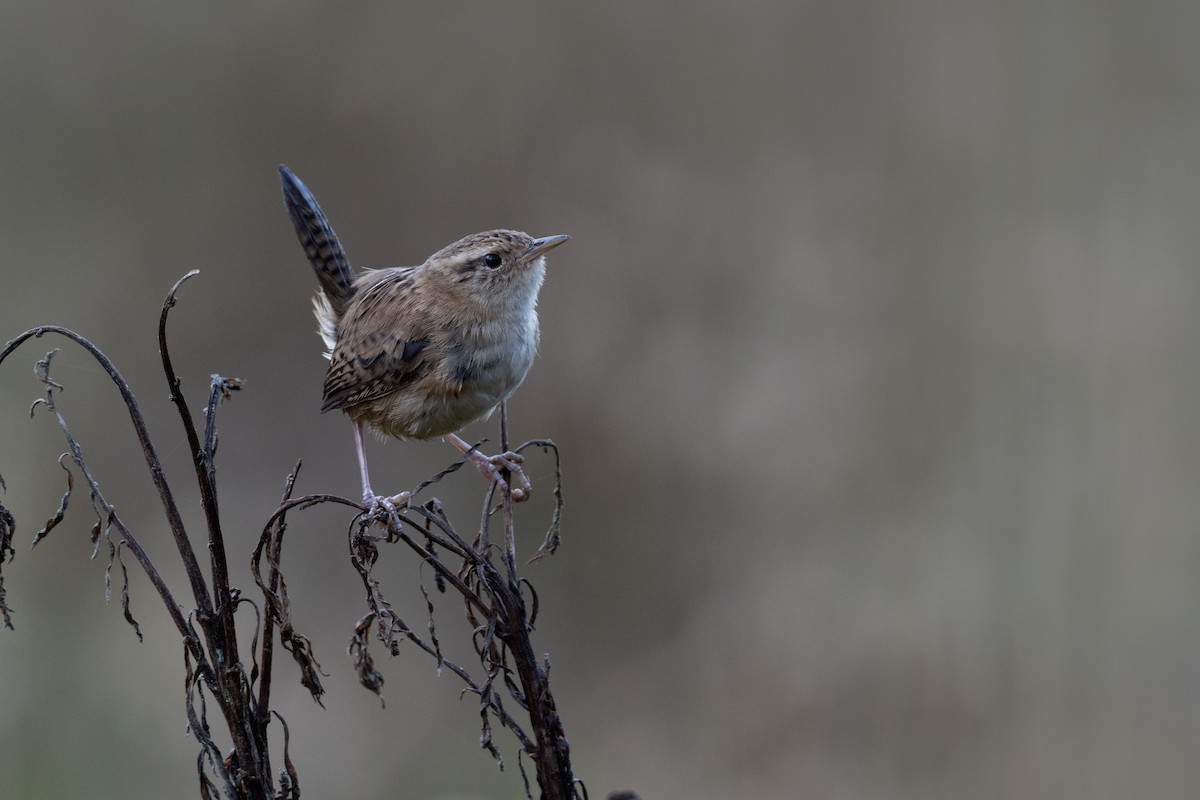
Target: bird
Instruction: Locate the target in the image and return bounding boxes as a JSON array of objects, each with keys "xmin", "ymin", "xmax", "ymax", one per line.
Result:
[{"xmin": 278, "ymin": 164, "xmax": 569, "ymax": 517}]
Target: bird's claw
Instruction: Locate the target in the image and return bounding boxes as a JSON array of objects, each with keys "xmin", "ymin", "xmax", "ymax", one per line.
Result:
[
  {"xmin": 363, "ymin": 491, "xmax": 412, "ymax": 525},
  {"xmin": 468, "ymin": 450, "xmax": 532, "ymax": 502}
]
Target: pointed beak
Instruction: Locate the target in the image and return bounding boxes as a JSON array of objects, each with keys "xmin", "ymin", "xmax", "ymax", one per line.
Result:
[{"xmin": 525, "ymin": 234, "xmax": 571, "ymax": 261}]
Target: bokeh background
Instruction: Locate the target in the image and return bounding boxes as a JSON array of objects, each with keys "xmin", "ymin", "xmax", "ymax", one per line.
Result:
[{"xmin": 2, "ymin": 2, "xmax": 1199, "ymax": 798}]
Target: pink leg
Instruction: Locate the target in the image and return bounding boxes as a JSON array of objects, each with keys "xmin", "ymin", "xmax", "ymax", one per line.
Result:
[
  {"xmin": 354, "ymin": 420, "xmax": 410, "ymax": 519},
  {"xmin": 445, "ymin": 432, "xmax": 532, "ymax": 502},
  {"xmin": 353, "ymin": 420, "xmax": 374, "ymax": 502}
]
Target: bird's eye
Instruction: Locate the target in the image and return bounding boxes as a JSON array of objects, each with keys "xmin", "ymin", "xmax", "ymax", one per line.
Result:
[{"xmin": 483, "ymin": 253, "xmax": 503, "ymax": 269}]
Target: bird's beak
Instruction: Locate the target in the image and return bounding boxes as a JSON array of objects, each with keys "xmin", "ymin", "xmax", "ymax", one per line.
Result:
[{"xmin": 526, "ymin": 234, "xmax": 571, "ymax": 261}]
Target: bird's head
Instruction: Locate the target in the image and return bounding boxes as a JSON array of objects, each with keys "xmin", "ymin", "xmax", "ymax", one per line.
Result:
[{"xmin": 425, "ymin": 230, "xmax": 570, "ymax": 311}]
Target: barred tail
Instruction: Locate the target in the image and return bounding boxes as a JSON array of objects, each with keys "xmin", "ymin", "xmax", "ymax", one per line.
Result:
[{"xmin": 279, "ymin": 164, "xmax": 356, "ymax": 319}]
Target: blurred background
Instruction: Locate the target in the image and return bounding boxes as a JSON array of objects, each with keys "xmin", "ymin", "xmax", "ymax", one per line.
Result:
[{"xmin": 2, "ymin": 2, "xmax": 1199, "ymax": 798}]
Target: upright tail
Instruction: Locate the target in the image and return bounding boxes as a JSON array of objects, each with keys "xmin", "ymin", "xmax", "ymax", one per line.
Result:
[{"xmin": 279, "ymin": 164, "xmax": 357, "ymax": 319}]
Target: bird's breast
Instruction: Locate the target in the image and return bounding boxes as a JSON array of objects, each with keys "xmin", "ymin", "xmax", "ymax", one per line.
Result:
[{"xmin": 452, "ymin": 311, "xmax": 539, "ymax": 403}]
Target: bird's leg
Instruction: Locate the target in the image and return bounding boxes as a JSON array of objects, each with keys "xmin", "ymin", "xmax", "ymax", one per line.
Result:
[
  {"xmin": 354, "ymin": 420, "xmax": 410, "ymax": 521},
  {"xmin": 445, "ymin": 432, "xmax": 532, "ymax": 502}
]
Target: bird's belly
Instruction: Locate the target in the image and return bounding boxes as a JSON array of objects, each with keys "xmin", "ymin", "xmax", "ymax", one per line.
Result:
[{"xmin": 355, "ymin": 346, "xmax": 533, "ymax": 440}]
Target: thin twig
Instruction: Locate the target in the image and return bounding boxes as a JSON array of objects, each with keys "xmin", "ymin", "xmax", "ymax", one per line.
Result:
[
  {"xmin": 498, "ymin": 402, "xmax": 519, "ymax": 587},
  {"xmin": 159, "ymin": 274, "xmax": 264, "ymax": 788},
  {"xmin": 1, "ymin": 325, "xmax": 216, "ymax": 631},
  {"xmin": 257, "ymin": 461, "xmax": 302, "ymax": 726}
]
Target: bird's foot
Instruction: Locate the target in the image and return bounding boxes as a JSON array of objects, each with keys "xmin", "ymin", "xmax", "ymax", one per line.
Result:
[
  {"xmin": 467, "ymin": 450, "xmax": 532, "ymax": 502},
  {"xmin": 362, "ymin": 490, "xmax": 412, "ymax": 525}
]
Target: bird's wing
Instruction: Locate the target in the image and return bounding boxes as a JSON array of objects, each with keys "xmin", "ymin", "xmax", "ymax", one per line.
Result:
[
  {"xmin": 279, "ymin": 165, "xmax": 357, "ymax": 318},
  {"xmin": 319, "ymin": 269, "xmax": 434, "ymax": 412}
]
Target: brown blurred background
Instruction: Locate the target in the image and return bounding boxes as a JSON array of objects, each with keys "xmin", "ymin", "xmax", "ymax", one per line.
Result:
[{"xmin": 2, "ymin": 2, "xmax": 1199, "ymax": 798}]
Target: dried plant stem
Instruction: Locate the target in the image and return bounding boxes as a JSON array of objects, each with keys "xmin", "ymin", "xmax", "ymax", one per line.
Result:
[
  {"xmin": 0, "ymin": 275, "xmax": 283, "ymax": 799},
  {"xmin": 498, "ymin": 401, "xmax": 574, "ymax": 799}
]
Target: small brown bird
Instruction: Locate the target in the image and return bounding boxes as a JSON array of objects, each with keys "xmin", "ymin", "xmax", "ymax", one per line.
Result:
[{"xmin": 279, "ymin": 165, "xmax": 569, "ymax": 515}]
